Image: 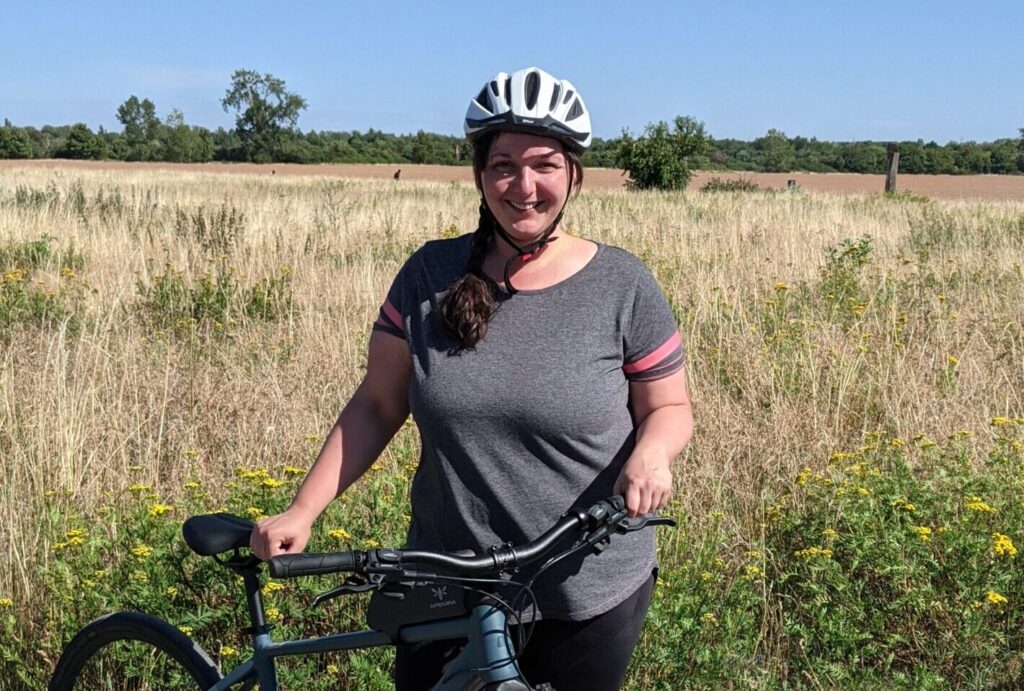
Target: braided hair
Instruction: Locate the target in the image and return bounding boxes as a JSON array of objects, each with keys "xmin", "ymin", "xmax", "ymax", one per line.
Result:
[{"xmin": 438, "ymin": 131, "xmax": 583, "ymax": 350}]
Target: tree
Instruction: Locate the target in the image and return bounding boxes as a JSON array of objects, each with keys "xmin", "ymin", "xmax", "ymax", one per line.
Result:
[
  {"xmin": 757, "ymin": 129, "xmax": 795, "ymax": 172},
  {"xmin": 0, "ymin": 125, "xmax": 33, "ymax": 159},
  {"xmin": 58, "ymin": 123, "xmax": 106, "ymax": 160},
  {"xmin": 160, "ymin": 109, "xmax": 215, "ymax": 163},
  {"xmin": 116, "ymin": 96, "xmax": 160, "ymax": 160},
  {"xmin": 615, "ymin": 115, "xmax": 709, "ymax": 190},
  {"xmin": 221, "ymin": 69, "xmax": 307, "ymax": 163}
]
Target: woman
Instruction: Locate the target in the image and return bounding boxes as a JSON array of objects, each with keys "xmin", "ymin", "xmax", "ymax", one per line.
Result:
[{"xmin": 251, "ymin": 67, "xmax": 693, "ymax": 690}]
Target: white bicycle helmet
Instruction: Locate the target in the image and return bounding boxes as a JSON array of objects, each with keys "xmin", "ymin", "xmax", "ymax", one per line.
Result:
[{"xmin": 464, "ymin": 67, "xmax": 592, "ymax": 152}]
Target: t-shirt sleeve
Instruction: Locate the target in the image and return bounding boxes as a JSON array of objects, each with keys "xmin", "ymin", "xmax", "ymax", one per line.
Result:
[
  {"xmin": 372, "ymin": 255, "xmax": 416, "ymax": 339},
  {"xmin": 622, "ymin": 268, "xmax": 685, "ymax": 382}
]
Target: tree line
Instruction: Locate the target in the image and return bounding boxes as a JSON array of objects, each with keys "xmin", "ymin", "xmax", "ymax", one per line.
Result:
[{"xmin": 1, "ymin": 69, "xmax": 1022, "ymax": 176}]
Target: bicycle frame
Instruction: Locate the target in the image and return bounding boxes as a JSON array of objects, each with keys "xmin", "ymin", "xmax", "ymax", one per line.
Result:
[
  {"xmin": 213, "ymin": 604, "xmax": 523, "ymax": 690},
  {"xmin": 212, "ymin": 565, "xmax": 524, "ymax": 690}
]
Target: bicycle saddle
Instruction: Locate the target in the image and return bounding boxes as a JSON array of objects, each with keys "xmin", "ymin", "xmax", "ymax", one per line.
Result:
[{"xmin": 182, "ymin": 513, "xmax": 254, "ymax": 556}]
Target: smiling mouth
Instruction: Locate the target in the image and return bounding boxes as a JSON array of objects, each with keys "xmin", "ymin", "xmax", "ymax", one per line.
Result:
[{"xmin": 507, "ymin": 201, "xmax": 542, "ymax": 211}]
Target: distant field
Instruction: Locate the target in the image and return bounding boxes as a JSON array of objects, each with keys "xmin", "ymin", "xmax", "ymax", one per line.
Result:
[{"xmin": 4, "ymin": 159, "xmax": 1024, "ymax": 201}]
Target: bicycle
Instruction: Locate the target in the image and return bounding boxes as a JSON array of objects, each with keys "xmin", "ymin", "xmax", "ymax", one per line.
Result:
[{"xmin": 49, "ymin": 495, "xmax": 673, "ymax": 690}]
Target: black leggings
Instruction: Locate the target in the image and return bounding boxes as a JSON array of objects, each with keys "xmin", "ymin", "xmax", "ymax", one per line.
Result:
[{"xmin": 394, "ymin": 572, "xmax": 655, "ymax": 691}]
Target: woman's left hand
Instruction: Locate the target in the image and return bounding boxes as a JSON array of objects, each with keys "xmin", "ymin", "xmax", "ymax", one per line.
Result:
[{"xmin": 613, "ymin": 453, "xmax": 673, "ymax": 517}]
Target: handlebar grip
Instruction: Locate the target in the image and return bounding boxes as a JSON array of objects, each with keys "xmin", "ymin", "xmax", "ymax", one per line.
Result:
[{"xmin": 268, "ymin": 552, "xmax": 360, "ymax": 579}]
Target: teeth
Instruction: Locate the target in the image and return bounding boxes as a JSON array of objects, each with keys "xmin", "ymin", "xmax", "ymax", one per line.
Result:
[{"xmin": 509, "ymin": 201, "xmax": 539, "ymax": 210}]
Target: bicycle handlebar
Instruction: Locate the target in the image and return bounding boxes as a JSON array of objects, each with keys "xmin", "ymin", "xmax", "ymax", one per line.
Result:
[{"xmin": 268, "ymin": 495, "xmax": 630, "ymax": 580}]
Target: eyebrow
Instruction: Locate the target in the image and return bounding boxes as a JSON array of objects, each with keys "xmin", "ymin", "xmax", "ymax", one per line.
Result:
[{"xmin": 489, "ymin": 150, "xmax": 563, "ymax": 161}]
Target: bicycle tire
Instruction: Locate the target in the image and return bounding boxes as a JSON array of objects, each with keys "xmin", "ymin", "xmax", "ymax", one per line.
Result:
[{"xmin": 49, "ymin": 611, "xmax": 224, "ymax": 690}]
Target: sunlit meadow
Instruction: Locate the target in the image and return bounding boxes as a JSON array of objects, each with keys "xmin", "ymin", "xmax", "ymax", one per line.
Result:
[{"xmin": 1, "ymin": 166, "xmax": 1022, "ymax": 689}]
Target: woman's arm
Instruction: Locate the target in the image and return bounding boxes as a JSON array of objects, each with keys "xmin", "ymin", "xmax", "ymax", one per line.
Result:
[
  {"xmin": 614, "ymin": 368, "xmax": 694, "ymax": 517},
  {"xmin": 250, "ymin": 331, "xmax": 412, "ymax": 559}
]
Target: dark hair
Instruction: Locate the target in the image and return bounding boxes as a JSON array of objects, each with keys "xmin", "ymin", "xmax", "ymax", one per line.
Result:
[{"xmin": 438, "ymin": 131, "xmax": 584, "ymax": 350}]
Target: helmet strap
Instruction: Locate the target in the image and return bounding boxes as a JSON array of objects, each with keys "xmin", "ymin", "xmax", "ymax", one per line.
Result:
[{"xmin": 482, "ymin": 201, "xmax": 566, "ymax": 296}]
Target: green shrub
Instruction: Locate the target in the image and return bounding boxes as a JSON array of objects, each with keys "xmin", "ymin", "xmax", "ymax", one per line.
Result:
[
  {"xmin": 700, "ymin": 177, "xmax": 763, "ymax": 193},
  {"xmin": 616, "ymin": 116, "xmax": 709, "ymax": 191},
  {"xmin": 135, "ymin": 263, "xmax": 293, "ymax": 336},
  {"xmin": 0, "ymin": 236, "xmax": 86, "ymax": 331},
  {"xmin": 764, "ymin": 424, "xmax": 1024, "ymax": 687}
]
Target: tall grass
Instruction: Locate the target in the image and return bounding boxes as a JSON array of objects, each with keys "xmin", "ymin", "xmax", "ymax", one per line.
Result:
[{"xmin": 1, "ymin": 167, "xmax": 1022, "ymax": 688}]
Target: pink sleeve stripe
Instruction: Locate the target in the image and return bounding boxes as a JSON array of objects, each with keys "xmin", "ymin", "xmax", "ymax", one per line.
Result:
[
  {"xmin": 623, "ymin": 331, "xmax": 682, "ymax": 374},
  {"xmin": 380, "ymin": 300, "xmax": 403, "ymax": 332}
]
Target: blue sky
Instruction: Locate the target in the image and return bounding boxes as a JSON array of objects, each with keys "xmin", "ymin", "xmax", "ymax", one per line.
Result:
[{"xmin": 2, "ymin": 1, "xmax": 1022, "ymax": 143}]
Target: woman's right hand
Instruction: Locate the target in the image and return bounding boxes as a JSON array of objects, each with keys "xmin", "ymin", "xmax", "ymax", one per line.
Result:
[{"xmin": 250, "ymin": 507, "xmax": 316, "ymax": 561}]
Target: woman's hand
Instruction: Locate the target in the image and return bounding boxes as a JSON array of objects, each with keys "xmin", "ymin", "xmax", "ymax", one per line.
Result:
[
  {"xmin": 613, "ymin": 453, "xmax": 673, "ymax": 517},
  {"xmin": 250, "ymin": 507, "xmax": 316, "ymax": 561}
]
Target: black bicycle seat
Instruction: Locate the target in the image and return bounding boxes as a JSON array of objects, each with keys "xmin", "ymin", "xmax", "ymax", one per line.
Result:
[{"xmin": 183, "ymin": 513, "xmax": 254, "ymax": 556}]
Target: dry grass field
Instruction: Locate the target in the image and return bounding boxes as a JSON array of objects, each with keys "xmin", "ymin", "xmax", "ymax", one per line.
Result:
[
  {"xmin": 5, "ymin": 159, "xmax": 1024, "ymax": 201},
  {"xmin": 2, "ymin": 163, "xmax": 1023, "ymax": 687}
]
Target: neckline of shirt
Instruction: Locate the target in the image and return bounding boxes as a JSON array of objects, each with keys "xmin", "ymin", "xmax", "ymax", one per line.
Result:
[{"xmin": 493, "ymin": 241, "xmax": 606, "ymax": 296}]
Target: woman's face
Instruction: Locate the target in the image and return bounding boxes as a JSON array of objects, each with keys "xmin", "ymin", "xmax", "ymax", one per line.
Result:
[{"xmin": 480, "ymin": 132, "xmax": 571, "ymax": 244}]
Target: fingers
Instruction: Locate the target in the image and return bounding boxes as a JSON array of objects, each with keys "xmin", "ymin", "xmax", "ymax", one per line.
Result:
[
  {"xmin": 616, "ymin": 469, "xmax": 673, "ymax": 517},
  {"xmin": 250, "ymin": 515, "xmax": 308, "ymax": 561}
]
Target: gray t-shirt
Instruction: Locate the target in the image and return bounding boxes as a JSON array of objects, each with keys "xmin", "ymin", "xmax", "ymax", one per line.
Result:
[{"xmin": 373, "ymin": 234, "xmax": 684, "ymax": 620}]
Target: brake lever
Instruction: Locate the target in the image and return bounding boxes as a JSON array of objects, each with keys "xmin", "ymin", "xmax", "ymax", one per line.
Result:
[
  {"xmin": 312, "ymin": 577, "xmax": 378, "ymax": 608},
  {"xmin": 616, "ymin": 516, "xmax": 677, "ymax": 533}
]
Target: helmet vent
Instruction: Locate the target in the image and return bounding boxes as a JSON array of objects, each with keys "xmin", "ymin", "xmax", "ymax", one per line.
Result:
[
  {"xmin": 475, "ymin": 86, "xmax": 490, "ymax": 108},
  {"xmin": 563, "ymin": 89, "xmax": 574, "ymax": 105},
  {"xmin": 504, "ymin": 77, "xmax": 513, "ymax": 106},
  {"xmin": 524, "ymin": 71, "xmax": 540, "ymax": 109},
  {"xmin": 549, "ymin": 84, "xmax": 561, "ymax": 111},
  {"xmin": 489, "ymin": 80, "xmax": 499, "ymax": 97},
  {"xmin": 566, "ymin": 99, "xmax": 584, "ymax": 121}
]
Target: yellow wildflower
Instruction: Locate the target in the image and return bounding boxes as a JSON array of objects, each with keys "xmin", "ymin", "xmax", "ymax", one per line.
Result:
[
  {"xmin": 965, "ymin": 497, "xmax": 996, "ymax": 514},
  {"xmin": 128, "ymin": 483, "xmax": 151, "ymax": 493},
  {"xmin": 131, "ymin": 545, "xmax": 154, "ymax": 558},
  {"xmin": 0, "ymin": 598, "xmax": 12, "ymax": 608},
  {"xmin": 701, "ymin": 612, "xmax": 718, "ymax": 624},
  {"xmin": 744, "ymin": 565, "xmax": 765, "ymax": 580},
  {"xmin": 244, "ymin": 507, "xmax": 265, "ymax": 519},
  {"xmin": 260, "ymin": 477, "xmax": 286, "ymax": 489},
  {"xmin": 364, "ymin": 539, "xmax": 382, "ymax": 549},
  {"xmin": 889, "ymin": 438, "xmax": 904, "ymax": 448},
  {"xmin": 794, "ymin": 546, "xmax": 833, "ymax": 560},
  {"xmin": 184, "ymin": 481, "xmax": 201, "ymax": 490},
  {"xmin": 745, "ymin": 550, "xmax": 762, "ymax": 560},
  {"xmin": 774, "ymin": 282, "xmax": 788, "ymax": 292},
  {"xmin": 912, "ymin": 526, "xmax": 932, "ymax": 543},
  {"xmin": 262, "ymin": 582, "xmax": 285, "ymax": 595},
  {"xmin": 166, "ymin": 586, "xmax": 178, "ymax": 597},
  {"xmin": 823, "ymin": 528, "xmax": 839, "ymax": 541},
  {"xmin": 947, "ymin": 355, "xmax": 958, "ymax": 367},
  {"xmin": 283, "ymin": 465, "xmax": 305, "ymax": 476},
  {"xmin": 179, "ymin": 625, "xmax": 193, "ymax": 636},
  {"xmin": 986, "ymin": 590, "xmax": 1008, "ymax": 606},
  {"xmin": 700, "ymin": 571, "xmax": 715, "ymax": 582},
  {"xmin": 991, "ymin": 417, "xmax": 1013, "ymax": 427},
  {"xmin": 328, "ymin": 528, "xmax": 352, "ymax": 541},
  {"xmin": 265, "ymin": 607, "xmax": 282, "ymax": 623},
  {"xmin": 221, "ymin": 646, "xmax": 239, "ymax": 658},
  {"xmin": 148, "ymin": 503, "xmax": 173, "ymax": 517},
  {"xmin": 796, "ymin": 468, "xmax": 813, "ymax": 486},
  {"xmin": 992, "ymin": 533, "xmax": 1017, "ymax": 558}
]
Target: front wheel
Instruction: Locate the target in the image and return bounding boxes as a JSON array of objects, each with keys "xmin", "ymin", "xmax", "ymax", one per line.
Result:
[{"xmin": 49, "ymin": 611, "xmax": 224, "ymax": 690}]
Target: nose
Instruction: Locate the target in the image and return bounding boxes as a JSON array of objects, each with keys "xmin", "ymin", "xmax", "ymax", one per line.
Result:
[{"xmin": 511, "ymin": 165, "xmax": 536, "ymax": 196}]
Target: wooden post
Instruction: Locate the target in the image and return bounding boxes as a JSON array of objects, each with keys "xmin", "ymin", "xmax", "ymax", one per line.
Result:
[{"xmin": 885, "ymin": 143, "xmax": 899, "ymax": 193}]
